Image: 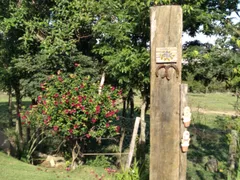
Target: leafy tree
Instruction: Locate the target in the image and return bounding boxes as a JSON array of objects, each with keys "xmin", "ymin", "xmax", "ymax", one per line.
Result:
[{"xmin": 0, "ymin": 0, "xmax": 99, "ymax": 137}]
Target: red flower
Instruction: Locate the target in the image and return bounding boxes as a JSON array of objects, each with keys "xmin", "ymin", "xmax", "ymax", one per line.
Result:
[
  {"xmin": 89, "ymin": 99, "xmax": 93, "ymax": 103},
  {"xmin": 64, "ymin": 109, "xmax": 69, "ymax": 114},
  {"xmin": 42, "ymin": 110, "xmax": 47, "ymax": 115},
  {"xmin": 47, "ymin": 116, "xmax": 51, "ymax": 121},
  {"xmin": 78, "ymin": 96, "xmax": 83, "ymax": 102},
  {"xmin": 53, "ymin": 93, "xmax": 59, "ymax": 98},
  {"xmin": 21, "ymin": 115, "xmax": 27, "ymax": 120},
  {"xmin": 67, "ymin": 91, "xmax": 71, "ymax": 96},
  {"xmin": 21, "ymin": 122, "xmax": 25, "ymax": 125},
  {"xmin": 69, "ymin": 129, "xmax": 73, "ymax": 134},
  {"xmin": 112, "ymin": 100, "xmax": 116, "ymax": 106},
  {"xmin": 105, "ymin": 111, "xmax": 115, "ymax": 118},
  {"xmin": 53, "ymin": 126, "xmax": 59, "ymax": 131},
  {"xmin": 106, "ymin": 123, "xmax": 110, "ymax": 128},
  {"xmin": 74, "ymin": 87, "xmax": 79, "ymax": 91},
  {"xmin": 118, "ymin": 90, "xmax": 122, "ymax": 95},
  {"xmin": 74, "ymin": 63, "xmax": 79, "ymax": 67},
  {"xmin": 74, "ymin": 124, "xmax": 78, "ymax": 129},
  {"xmin": 95, "ymin": 105, "xmax": 100, "ymax": 114},
  {"xmin": 54, "ymin": 101, "xmax": 58, "ymax": 106},
  {"xmin": 111, "ymin": 86, "xmax": 115, "ymax": 91},
  {"xmin": 86, "ymin": 134, "xmax": 91, "ymax": 138},
  {"xmin": 81, "ymin": 106, "xmax": 85, "ymax": 111},
  {"xmin": 91, "ymin": 118, "xmax": 97, "ymax": 123},
  {"xmin": 80, "ymin": 84, "xmax": 84, "ymax": 88},
  {"xmin": 44, "ymin": 119, "xmax": 49, "ymax": 125},
  {"xmin": 71, "ymin": 109, "xmax": 76, "ymax": 114},
  {"xmin": 115, "ymin": 126, "xmax": 120, "ymax": 133},
  {"xmin": 43, "ymin": 100, "xmax": 47, "ymax": 105},
  {"xmin": 58, "ymin": 76, "xmax": 63, "ymax": 82},
  {"xmin": 75, "ymin": 104, "xmax": 81, "ymax": 109},
  {"xmin": 37, "ymin": 96, "xmax": 42, "ymax": 102}
]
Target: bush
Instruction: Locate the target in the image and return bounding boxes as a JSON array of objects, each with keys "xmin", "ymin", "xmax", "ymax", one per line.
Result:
[
  {"xmin": 86, "ymin": 155, "xmax": 112, "ymax": 168},
  {"xmin": 20, "ymin": 65, "xmax": 122, "ymax": 166},
  {"xmin": 22, "ymin": 65, "xmax": 121, "ymax": 140}
]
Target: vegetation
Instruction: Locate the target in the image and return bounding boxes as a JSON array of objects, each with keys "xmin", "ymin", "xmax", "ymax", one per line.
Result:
[
  {"xmin": 0, "ymin": 0, "xmax": 239, "ymax": 179},
  {"xmin": 189, "ymin": 93, "xmax": 237, "ymax": 112},
  {"xmin": 0, "ymin": 151, "xmax": 112, "ymax": 180},
  {"xmin": 20, "ymin": 65, "xmax": 121, "ymax": 165}
]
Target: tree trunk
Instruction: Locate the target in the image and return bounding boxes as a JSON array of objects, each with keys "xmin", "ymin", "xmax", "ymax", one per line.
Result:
[
  {"xmin": 8, "ymin": 87, "xmax": 13, "ymax": 127},
  {"xmin": 130, "ymin": 89, "xmax": 134, "ymax": 118},
  {"xmin": 127, "ymin": 89, "xmax": 134, "ymax": 118},
  {"xmin": 26, "ymin": 126, "xmax": 31, "ymax": 143},
  {"xmin": 14, "ymin": 85, "xmax": 23, "ymax": 139},
  {"xmin": 71, "ymin": 140, "xmax": 81, "ymax": 170},
  {"xmin": 122, "ymin": 97, "xmax": 126, "ymax": 117}
]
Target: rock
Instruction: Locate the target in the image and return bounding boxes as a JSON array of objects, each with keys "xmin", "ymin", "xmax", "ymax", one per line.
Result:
[
  {"xmin": 55, "ymin": 162, "xmax": 65, "ymax": 169},
  {"xmin": 41, "ymin": 155, "xmax": 66, "ymax": 168},
  {"xmin": 0, "ymin": 131, "xmax": 15, "ymax": 156}
]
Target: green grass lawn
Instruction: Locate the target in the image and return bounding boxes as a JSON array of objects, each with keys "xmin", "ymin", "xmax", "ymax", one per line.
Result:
[
  {"xmin": 0, "ymin": 92, "xmax": 236, "ymax": 180},
  {"xmin": 0, "ymin": 152, "xmax": 112, "ymax": 180},
  {"xmin": 188, "ymin": 92, "xmax": 237, "ymax": 112}
]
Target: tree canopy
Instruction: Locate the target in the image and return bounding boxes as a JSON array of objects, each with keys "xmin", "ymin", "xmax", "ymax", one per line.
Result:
[{"xmin": 0, "ymin": 0, "xmax": 239, "ymax": 96}]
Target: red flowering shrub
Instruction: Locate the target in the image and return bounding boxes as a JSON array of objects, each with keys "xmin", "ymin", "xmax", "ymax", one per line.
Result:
[{"xmin": 22, "ymin": 66, "xmax": 121, "ymax": 140}]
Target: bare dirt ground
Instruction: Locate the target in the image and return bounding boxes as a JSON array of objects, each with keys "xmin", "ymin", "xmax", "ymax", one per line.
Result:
[{"xmin": 192, "ymin": 108, "xmax": 238, "ymax": 116}]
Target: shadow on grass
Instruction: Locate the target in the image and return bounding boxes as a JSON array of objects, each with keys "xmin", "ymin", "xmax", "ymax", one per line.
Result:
[{"xmin": 187, "ymin": 123, "xmax": 228, "ymax": 180}]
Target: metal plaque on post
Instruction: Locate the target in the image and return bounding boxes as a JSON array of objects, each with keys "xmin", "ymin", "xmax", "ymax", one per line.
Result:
[{"xmin": 156, "ymin": 47, "xmax": 177, "ymax": 63}]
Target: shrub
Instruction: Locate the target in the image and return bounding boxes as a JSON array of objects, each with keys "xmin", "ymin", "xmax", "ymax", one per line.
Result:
[
  {"xmin": 86, "ymin": 155, "xmax": 112, "ymax": 168},
  {"xmin": 21, "ymin": 65, "xmax": 122, "ymax": 166}
]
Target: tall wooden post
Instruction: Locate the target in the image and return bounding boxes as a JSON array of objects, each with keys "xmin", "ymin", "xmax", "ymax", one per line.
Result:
[{"xmin": 150, "ymin": 6, "xmax": 183, "ymax": 180}]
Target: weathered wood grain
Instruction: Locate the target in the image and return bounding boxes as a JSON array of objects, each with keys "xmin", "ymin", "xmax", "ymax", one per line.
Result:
[{"xmin": 150, "ymin": 6, "xmax": 183, "ymax": 180}]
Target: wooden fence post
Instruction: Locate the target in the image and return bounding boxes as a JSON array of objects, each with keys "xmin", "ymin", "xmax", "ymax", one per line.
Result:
[
  {"xmin": 180, "ymin": 84, "xmax": 188, "ymax": 180},
  {"xmin": 126, "ymin": 117, "xmax": 140, "ymax": 169},
  {"xmin": 150, "ymin": 6, "xmax": 183, "ymax": 180}
]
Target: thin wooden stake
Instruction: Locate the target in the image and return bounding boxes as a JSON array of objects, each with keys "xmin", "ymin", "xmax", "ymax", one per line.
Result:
[
  {"xmin": 98, "ymin": 72, "xmax": 105, "ymax": 95},
  {"xmin": 126, "ymin": 117, "xmax": 140, "ymax": 169}
]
